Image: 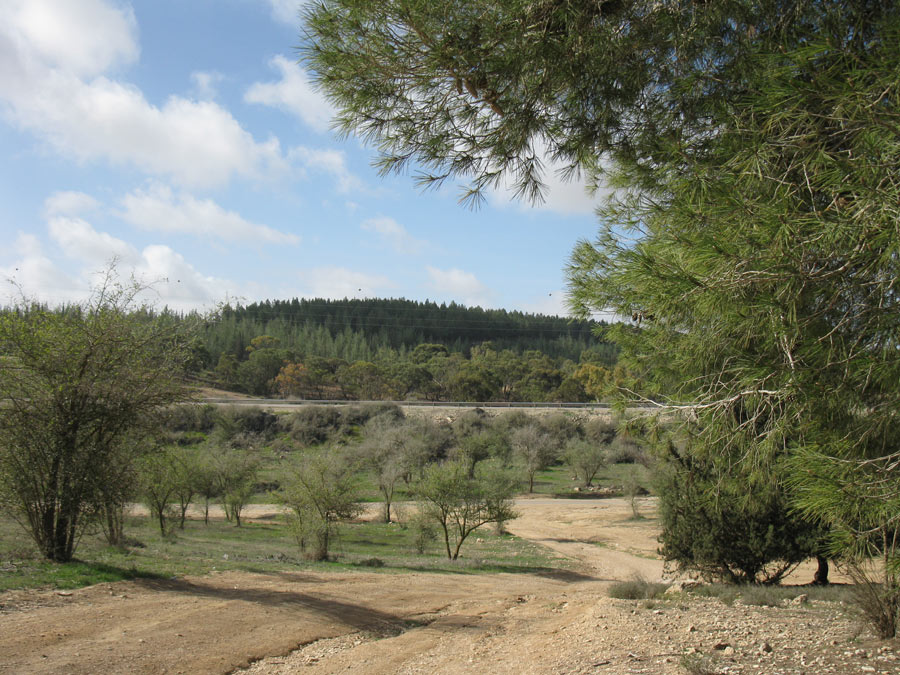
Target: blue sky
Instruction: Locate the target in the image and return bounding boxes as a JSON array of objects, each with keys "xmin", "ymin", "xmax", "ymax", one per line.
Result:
[{"xmin": 0, "ymin": 0, "xmax": 602, "ymax": 315}]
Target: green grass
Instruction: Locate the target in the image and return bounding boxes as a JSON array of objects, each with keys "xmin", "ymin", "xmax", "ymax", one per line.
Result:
[
  {"xmin": 527, "ymin": 462, "xmax": 654, "ymax": 498},
  {"xmin": 0, "ymin": 510, "xmax": 569, "ymax": 593}
]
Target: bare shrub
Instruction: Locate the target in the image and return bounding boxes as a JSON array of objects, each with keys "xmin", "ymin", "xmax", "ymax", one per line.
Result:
[
  {"xmin": 845, "ymin": 561, "xmax": 900, "ymax": 639},
  {"xmin": 608, "ymin": 575, "xmax": 668, "ymax": 600}
]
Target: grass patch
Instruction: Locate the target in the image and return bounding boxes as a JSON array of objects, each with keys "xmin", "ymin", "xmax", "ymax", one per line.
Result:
[
  {"xmin": 608, "ymin": 575, "xmax": 668, "ymax": 600},
  {"xmin": 529, "ymin": 462, "xmax": 655, "ymax": 498},
  {"xmin": 0, "ymin": 510, "xmax": 568, "ymax": 593},
  {"xmin": 687, "ymin": 582, "xmax": 854, "ymax": 607},
  {"xmin": 680, "ymin": 653, "xmax": 723, "ymax": 675}
]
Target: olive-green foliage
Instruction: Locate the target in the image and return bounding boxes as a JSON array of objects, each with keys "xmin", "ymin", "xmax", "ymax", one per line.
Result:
[
  {"xmin": 342, "ymin": 402, "xmax": 403, "ymax": 427},
  {"xmin": 215, "ymin": 406, "xmax": 279, "ymax": 441},
  {"xmin": 236, "ymin": 347, "xmax": 295, "ymax": 396},
  {"xmin": 215, "ymin": 449, "xmax": 259, "ymax": 527},
  {"xmin": 287, "ymin": 406, "xmax": 344, "ymax": 446},
  {"xmin": 0, "ymin": 279, "xmax": 194, "ymax": 562},
  {"xmin": 138, "ymin": 444, "xmax": 206, "ymax": 535},
  {"xmin": 356, "ymin": 416, "xmax": 416, "ymax": 522},
  {"xmin": 192, "ymin": 448, "xmax": 221, "ymax": 525},
  {"xmin": 139, "ymin": 447, "xmax": 181, "ymax": 536},
  {"xmin": 415, "ymin": 460, "xmax": 518, "ymax": 560},
  {"xmin": 160, "ymin": 404, "xmax": 218, "ymax": 433},
  {"xmin": 604, "ymin": 436, "xmax": 648, "ymax": 466},
  {"xmin": 539, "ymin": 414, "xmax": 581, "ymax": 447},
  {"xmin": 277, "ymin": 448, "xmax": 362, "ymax": 560},
  {"xmin": 562, "ymin": 439, "xmax": 606, "ymax": 488},
  {"xmin": 509, "ymin": 425, "xmax": 554, "ymax": 493}
]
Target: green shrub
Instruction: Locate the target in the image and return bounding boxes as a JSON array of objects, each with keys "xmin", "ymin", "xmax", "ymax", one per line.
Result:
[
  {"xmin": 605, "ymin": 437, "xmax": 648, "ymax": 465},
  {"xmin": 343, "ymin": 403, "xmax": 403, "ymax": 427},
  {"xmin": 215, "ymin": 405, "xmax": 278, "ymax": 441},
  {"xmin": 357, "ymin": 557, "xmax": 385, "ymax": 567},
  {"xmin": 161, "ymin": 404, "xmax": 218, "ymax": 433},
  {"xmin": 655, "ymin": 441, "xmax": 825, "ymax": 584}
]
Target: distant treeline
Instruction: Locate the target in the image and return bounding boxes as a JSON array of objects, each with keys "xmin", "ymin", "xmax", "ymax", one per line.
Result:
[
  {"xmin": 206, "ymin": 298, "xmax": 609, "ymax": 361},
  {"xmin": 198, "ymin": 298, "xmax": 621, "ymax": 402}
]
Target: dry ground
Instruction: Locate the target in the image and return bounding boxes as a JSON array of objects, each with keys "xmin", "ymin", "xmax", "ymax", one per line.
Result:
[{"xmin": 1, "ymin": 499, "xmax": 897, "ymax": 674}]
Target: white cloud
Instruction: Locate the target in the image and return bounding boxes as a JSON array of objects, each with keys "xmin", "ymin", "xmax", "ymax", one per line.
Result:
[
  {"xmin": 298, "ymin": 266, "xmax": 395, "ymax": 299},
  {"xmin": 49, "ymin": 216, "xmax": 137, "ymax": 266},
  {"xmin": 190, "ymin": 70, "xmax": 224, "ymax": 100},
  {"xmin": 487, "ymin": 138, "xmax": 614, "ymax": 216},
  {"xmin": 4, "ymin": 73, "xmax": 287, "ymax": 189},
  {"xmin": 0, "ymin": 2, "xmax": 289, "ymax": 189},
  {"xmin": 119, "ymin": 184, "xmax": 300, "ymax": 245},
  {"xmin": 361, "ymin": 216, "xmax": 425, "ymax": 255},
  {"xmin": 265, "ymin": 0, "xmax": 306, "ymax": 26},
  {"xmin": 489, "ymin": 164, "xmax": 602, "ymax": 216},
  {"xmin": 137, "ymin": 244, "xmax": 238, "ymax": 311},
  {"xmin": 12, "ymin": 232, "xmax": 43, "ymax": 259},
  {"xmin": 2, "ymin": 0, "xmax": 138, "ymax": 78},
  {"xmin": 44, "ymin": 191, "xmax": 102, "ymax": 217},
  {"xmin": 289, "ymin": 146, "xmax": 361, "ymax": 193},
  {"xmin": 5, "ymin": 217, "xmax": 237, "ymax": 311},
  {"xmin": 0, "ymin": 233, "xmax": 83, "ymax": 305},
  {"xmin": 425, "ymin": 266, "xmax": 493, "ymax": 308},
  {"xmin": 245, "ymin": 55, "xmax": 334, "ymax": 132}
]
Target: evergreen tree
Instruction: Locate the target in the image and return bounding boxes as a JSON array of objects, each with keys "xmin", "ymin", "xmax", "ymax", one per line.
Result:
[{"xmin": 302, "ymin": 0, "xmax": 900, "ymax": 607}]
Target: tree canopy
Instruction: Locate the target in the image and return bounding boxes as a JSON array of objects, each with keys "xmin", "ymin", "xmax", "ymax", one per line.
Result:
[{"xmin": 304, "ymin": 1, "xmax": 889, "ymax": 204}]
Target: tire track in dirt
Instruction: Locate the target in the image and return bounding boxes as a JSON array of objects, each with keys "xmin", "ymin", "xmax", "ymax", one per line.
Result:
[{"xmin": 1, "ymin": 499, "xmax": 663, "ymax": 674}]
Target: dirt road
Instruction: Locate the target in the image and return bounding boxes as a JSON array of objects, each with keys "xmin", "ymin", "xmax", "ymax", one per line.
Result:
[{"xmin": 0, "ymin": 499, "xmax": 885, "ymax": 675}]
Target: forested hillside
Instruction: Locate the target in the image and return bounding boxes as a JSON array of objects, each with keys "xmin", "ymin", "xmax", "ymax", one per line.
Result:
[
  {"xmin": 208, "ymin": 299, "xmax": 607, "ymax": 359},
  {"xmin": 199, "ymin": 298, "xmax": 621, "ymax": 401}
]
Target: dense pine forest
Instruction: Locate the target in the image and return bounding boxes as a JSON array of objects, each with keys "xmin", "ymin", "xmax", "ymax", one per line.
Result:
[{"xmin": 198, "ymin": 298, "xmax": 621, "ymax": 402}]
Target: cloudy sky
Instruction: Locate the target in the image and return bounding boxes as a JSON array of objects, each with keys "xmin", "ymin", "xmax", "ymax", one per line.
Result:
[{"xmin": 0, "ymin": 0, "xmax": 601, "ymax": 315}]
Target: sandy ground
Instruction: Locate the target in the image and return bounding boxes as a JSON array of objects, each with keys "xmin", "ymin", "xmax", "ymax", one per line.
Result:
[{"xmin": 1, "ymin": 499, "xmax": 895, "ymax": 675}]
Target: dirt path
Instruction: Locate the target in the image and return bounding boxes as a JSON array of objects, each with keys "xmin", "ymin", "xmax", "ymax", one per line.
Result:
[{"xmin": 0, "ymin": 499, "xmax": 889, "ymax": 674}]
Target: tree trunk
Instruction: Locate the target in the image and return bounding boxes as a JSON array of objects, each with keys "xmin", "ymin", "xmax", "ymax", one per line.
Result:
[
  {"xmin": 813, "ymin": 556, "xmax": 829, "ymax": 585},
  {"xmin": 441, "ymin": 522, "xmax": 452, "ymax": 559}
]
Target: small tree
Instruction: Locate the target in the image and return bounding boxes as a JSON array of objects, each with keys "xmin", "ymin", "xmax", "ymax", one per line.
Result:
[
  {"xmin": 193, "ymin": 449, "xmax": 221, "ymax": 525},
  {"xmin": 563, "ymin": 439, "xmax": 606, "ymax": 488},
  {"xmin": 415, "ymin": 460, "xmax": 518, "ymax": 560},
  {"xmin": 140, "ymin": 448, "xmax": 180, "ymax": 536},
  {"xmin": 277, "ymin": 448, "xmax": 362, "ymax": 560},
  {"xmin": 216, "ymin": 449, "xmax": 259, "ymax": 527},
  {"xmin": 622, "ymin": 465, "xmax": 645, "ymax": 519},
  {"xmin": 510, "ymin": 426, "xmax": 554, "ymax": 493},
  {"xmin": 452, "ymin": 429, "xmax": 509, "ymax": 477},
  {"xmin": 0, "ymin": 276, "xmax": 193, "ymax": 561},
  {"xmin": 357, "ymin": 418, "xmax": 409, "ymax": 522},
  {"xmin": 171, "ymin": 447, "xmax": 201, "ymax": 529},
  {"xmin": 96, "ymin": 434, "xmax": 143, "ymax": 546}
]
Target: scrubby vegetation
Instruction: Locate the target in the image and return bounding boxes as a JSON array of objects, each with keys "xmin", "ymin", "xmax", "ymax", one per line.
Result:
[{"xmin": 0, "ymin": 403, "xmax": 645, "ymax": 591}]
